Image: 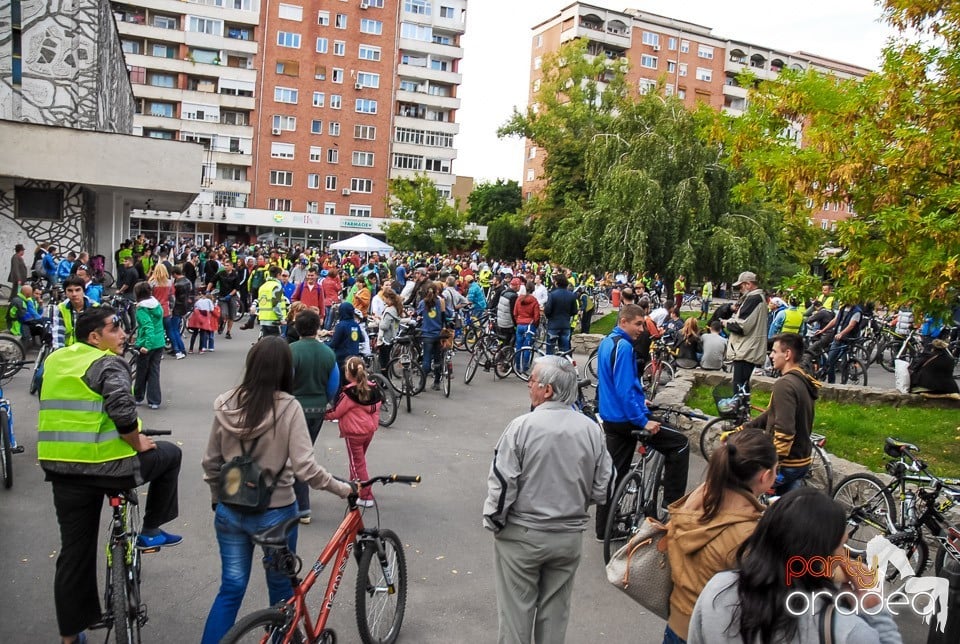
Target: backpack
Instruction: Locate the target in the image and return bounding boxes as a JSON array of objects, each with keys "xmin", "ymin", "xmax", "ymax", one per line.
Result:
[
  {"xmin": 218, "ymin": 436, "xmax": 285, "ymax": 514},
  {"xmin": 249, "ymin": 268, "xmax": 267, "ymax": 292}
]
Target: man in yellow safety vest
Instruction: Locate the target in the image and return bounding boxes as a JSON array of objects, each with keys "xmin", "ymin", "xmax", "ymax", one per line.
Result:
[{"xmin": 38, "ymin": 306, "xmax": 183, "ymax": 644}]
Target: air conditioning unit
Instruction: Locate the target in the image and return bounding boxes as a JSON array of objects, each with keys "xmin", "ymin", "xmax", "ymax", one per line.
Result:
[
  {"xmin": 360, "ymin": 1, "xmax": 369, "ymax": 9},
  {"xmin": 342, "ymin": 188, "xmax": 351, "ymax": 196},
  {"xmin": 272, "ymin": 128, "xmax": 282, "ymax": 135},
  {"xmin": 355, "ymin": 82, "xmax": 363, "ymax": 90},
  {"xmin": 652, "ymin": 45, "xmax": 660, "ymax": 51}
]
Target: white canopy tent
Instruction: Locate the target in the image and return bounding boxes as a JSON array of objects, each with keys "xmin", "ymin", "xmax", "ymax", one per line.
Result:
[{"xmin": 328, "ymin": 233, "xmax": 393, "ymax": 253}]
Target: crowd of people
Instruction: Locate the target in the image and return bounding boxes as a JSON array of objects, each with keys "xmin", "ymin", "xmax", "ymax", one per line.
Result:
[{"xmin": 6, "ymin": 234, "xmax": 957, "ymax": 644}]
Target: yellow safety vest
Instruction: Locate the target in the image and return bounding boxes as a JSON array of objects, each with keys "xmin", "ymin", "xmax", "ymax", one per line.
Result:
[
  {"xmin": 58, "ymin": 300, "xmax": 97, "ymax": 347},
  {"xmin": 782, "ymin": 308, "xmax": 804, "ymax": 335},
  {"xmin": 38, "ymin": 343, "xmax": 138, "ymax": 463},
  {"xmin": 257, "ymin": 279, "xmax": 287, "ymax": 323}
]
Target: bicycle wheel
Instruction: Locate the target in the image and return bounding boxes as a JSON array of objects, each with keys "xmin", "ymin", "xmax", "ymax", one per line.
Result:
[
  {"xmin": 641, "ymin": 361, "xmax": 674, "ymax": 399},
  {"xmin": 372, "ymin": 375, "xmax": 397, "ymax": 428},
  {"xmin": 0, "ymin": 333, "xmax": 25, "ymax": 382},
  {"xmin": 699, "ymin": 417, "xmax": 736, "ymax": 460},
  {"xmin": 464, "ymin": 349, "xmax": 480, "ymax": 384},
  {"xmin": 386, "ymin": 356, "xmax": 422, "ymax": 395},
  {"xmin": 101, "ymin": 271, "xmax": 116, "ymax": 289},
  {"xmin": 221, "ymin": 607, "xmax": 305, "ymax": 644},
  {"xmin": 805, "ymin": 444, "xmax": 834, "ymax": 493},
  {"xmin": 30, "ymin": 344, "xmax": 49, "ymax": 395},
  {"xmin": 841, "ymin": 357, "xmax": 868, "ymax": 387},
  {"xmin": 603, "ymin": 471, "xmax": 644, "ymax": 564},
  {"xmin": 356, "ymin": 529, "xmax": 407, "ymax": 644},
  {"xmin": 584, "ymin": 348, "xmax": 599, "ymax": 385},
  {"xmin": 442, "ymin": 353, "xmax": 452, "ymax": 398},
  {"xmin": 493, "ymin": 345, "xmax": 515, "ymax": 379},
  {"xmin": 642, "ymin": 451, "xmax": 667, "ymax": 522},
  {"xmin": 831, "ymin": 473, "xmax": 896, "ymax": 556},
  {"xmin": 514, "ymin": 346, "xmax": 542, "ymax": 382},
  {"xmin": 109, "ymin": 542, "xmax": 135, "ymax": 644},
  {"xmin": 408, "ymin": 361, "xmax": 425, "ymax": 396},
  {"xmin": 1, "ymin": 409, "xmax": 12, "ymax": 489}
]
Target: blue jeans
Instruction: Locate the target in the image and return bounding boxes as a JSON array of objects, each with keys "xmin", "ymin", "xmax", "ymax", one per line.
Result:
[
  {"xmin": 201, "ymin": 503, "xmax": 299, "ymax": 644},
  {"xmin": 515, "ymin": 324, "xmax": 534, "ymax": 371},
  {"xmin": 421, "ymin": 336, "xmax": 440, "ymax": 382},
  {"xmin": 775, "ymin": 465, "xmax": 810, "ymax": 496},
  {"xmin": 165, "ymin": 316, "xmax": 186, "ymax": 354},
  {"xmin": 824, "ymin": 340, "xmax": 850, "ymax": 384},
  {"xmin": 546, "ymin": 328, "xmax": 571, "ymax": 355},
  {"xmin": 663, "ymin": 624, "xmax": 686, "ymax": 644}
]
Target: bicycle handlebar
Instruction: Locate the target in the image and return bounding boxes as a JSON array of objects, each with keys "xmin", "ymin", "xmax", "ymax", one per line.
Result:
[
  {"xmin": 361, "ymin": 474, "xmax": 421, "ymax": 487},
  {"xmin": 142, "ymin": 429, "xmax": 172, "ymax": 437}
]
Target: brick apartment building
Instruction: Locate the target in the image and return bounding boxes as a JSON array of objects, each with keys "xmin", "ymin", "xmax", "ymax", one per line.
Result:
[{"xmin": 524, "ymin": 2, "xmax": 870, "ymax": 231}]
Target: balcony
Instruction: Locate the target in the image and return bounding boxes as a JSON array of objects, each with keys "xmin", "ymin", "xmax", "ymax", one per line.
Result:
[
  {"xmin": 396, "ymin": 89, "xmax": 460, "ymax": 111},
  {"xmin": 132, "ymin": 84, "xmax": 255, "ymax": 110},
  {"xmin": 136, "ymin": 113, "xmax": 182, "ymax": 130},
  {"xmin": 184, "ymin": 30, "xmax": 256, "ymax": 54},
  {"xmin": 116, "ymin": 21, "xmax": 186, "ymax": 44},
  {"xmin": 396, "ymin": 63, "xmax": 462, "ymax": 85},
  {"xmin": 389, "ymin": 168, "xmax": 455, "ymax": 186},
  {"xmin": 207, "ymin": 178, "xmax": 251, "ymax": 193},
  {"xmin": 120, "ymin": 0, "xmax": 259, "ymax": 24},
  {"xmin": 397, "ymin": 37, "xmax": 463, "ymax": 60},
  {"xmin": 213, "ymin": 150, "xmax": 252, "ymax": 166},
  {"xmin": 392, "ymin": 142, "xmax": 457, "ymax": 160},
  {"xmin": 393, "ymin": 115, "xmax": 459, "ymax": 135},
  {"xmin": 124, "ymin": 53, "xmax": 257, "ymax": 82},
  {"xmin": 722, "ymin": 82, "xmax": 747, "ymax": 98}
]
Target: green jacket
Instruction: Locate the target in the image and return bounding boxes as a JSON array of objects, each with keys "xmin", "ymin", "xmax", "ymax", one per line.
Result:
[
  {"xmin": 135, "ymin": 297, "xmax": 166, "ymax": 350},
  {"xmin": 290, "ymin": 338, "xmax": 339, "ymax": 419}
]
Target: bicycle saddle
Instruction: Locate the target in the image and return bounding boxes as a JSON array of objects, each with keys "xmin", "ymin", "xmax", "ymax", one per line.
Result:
[
  {"xmin": 884, "ymin": 437, "xmax": 919, "ymax": 458},
  {"xmin": 252, "ymin": 512, "xmax": 307, "ymax": 547}
]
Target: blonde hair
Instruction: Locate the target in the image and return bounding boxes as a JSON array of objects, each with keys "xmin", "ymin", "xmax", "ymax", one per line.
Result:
[
  {"xmin": 151, "ymin": 262, "xmax": 170, "ymax": 286},
  {"xmin": 288, "ymin": 300, "xmax": 307, "ymax": 322}
]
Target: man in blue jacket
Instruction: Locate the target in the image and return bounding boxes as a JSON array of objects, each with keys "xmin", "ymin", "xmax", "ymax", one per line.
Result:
[
  {"xmin": 543, "ymin": 274, "xmax": 578, "ymax": 355},
  {"xmin": 594, "ymin": 303, "xmax": 690, "ymax": 541}
]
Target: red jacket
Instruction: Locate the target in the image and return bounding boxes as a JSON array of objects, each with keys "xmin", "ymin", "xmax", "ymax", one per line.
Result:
[
  {"xmin": 325, "ymin": 382, "xmax": 380, "ymax": 439},
  {"xmin": 321, "ymin": 276, "xmax": 341, "ymax": 304},
  {"xmin": 293, "ymin": 280, "xmax": 324, "ymax": 310},
  {"xmin": 513, "ymin": 294, "xmax": 541, "ymax": 326}
]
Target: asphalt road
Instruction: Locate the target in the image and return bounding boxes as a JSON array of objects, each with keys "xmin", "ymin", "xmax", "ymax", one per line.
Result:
[{"xmin": 0, "ymin": 321, "xmax": 933, "ymax": 643}]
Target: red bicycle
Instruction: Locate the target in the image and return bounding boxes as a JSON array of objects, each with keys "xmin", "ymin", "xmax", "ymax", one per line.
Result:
[{"xmin": 221, "ymin": 474, "xmax": 421, "ymax": 644}]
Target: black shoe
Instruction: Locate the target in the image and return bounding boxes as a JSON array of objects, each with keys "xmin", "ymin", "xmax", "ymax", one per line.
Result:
[
  {"xmin": 10, "ymin": 445, "xmax": 24, "ymax": 454},
  {"xmin": 240, "ymin": 321, "xmax": 254, "ymax": 330},
  {"xmin": 432, "ymin": 381, "xmax": 441, "ymax": 391},
  {"xmin": 225, "ymin": 332, "xmax": 232, "ymax": 339}
]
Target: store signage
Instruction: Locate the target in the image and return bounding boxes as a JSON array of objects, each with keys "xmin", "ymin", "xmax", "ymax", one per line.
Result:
[{"xmin": 341, "ymin": 219, "xmax": 373, "ymax": 230}]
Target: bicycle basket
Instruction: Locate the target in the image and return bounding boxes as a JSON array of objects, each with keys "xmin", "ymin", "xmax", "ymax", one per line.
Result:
[{"xmin": 712, "ymin": 383, "xmax": 739, "ymax": 419}]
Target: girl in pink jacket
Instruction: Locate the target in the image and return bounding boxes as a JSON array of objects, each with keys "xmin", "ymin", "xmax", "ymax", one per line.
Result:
[{"xmin": 325, "ymin": 357, "xmax": 382, "ymax": 506}]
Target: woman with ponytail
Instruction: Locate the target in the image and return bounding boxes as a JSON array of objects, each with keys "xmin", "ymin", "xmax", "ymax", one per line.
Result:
[
  {"xmin": 664, "ymin": 429, "xmax": 778, "ymax": 643},
  {"xmin": 325, "ymin": 356, "xmax": 382, "ymax": 507}
]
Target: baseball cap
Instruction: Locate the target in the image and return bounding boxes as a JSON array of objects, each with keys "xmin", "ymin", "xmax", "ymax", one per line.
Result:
[
  {"xmin": 510, "ymin": 277, "xmax": 521, "ymax": 289},
  {"xmin": 732, "ymin": 271, "xmax": 757, "ymax": 287}
]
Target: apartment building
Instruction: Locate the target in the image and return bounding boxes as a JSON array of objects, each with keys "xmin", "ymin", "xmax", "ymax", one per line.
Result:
[
  {"xmin": 249, "ymin": 0, "xmax": 467, "ymax": 243},
  {"xmin": 112, "ymin": 0, "xmax": 259, "ymax": 243},
  {"xmin": 525, "ymin": 2, "xmax": 870, "ymax": 230}
]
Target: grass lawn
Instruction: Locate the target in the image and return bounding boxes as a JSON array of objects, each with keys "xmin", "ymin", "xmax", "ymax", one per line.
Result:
[
  {"xmin": 589, "ymin": 311, "xmax": 617, "ymax": 336},
  {"xmin": 686, "ymin": 385, "xmax": 960, "ymax": 474}
]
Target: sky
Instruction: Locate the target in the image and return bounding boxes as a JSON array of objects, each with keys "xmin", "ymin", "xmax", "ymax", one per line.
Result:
[{"xmin": 456, "ymin": 0, "xmax": 895, "ymax": 184}]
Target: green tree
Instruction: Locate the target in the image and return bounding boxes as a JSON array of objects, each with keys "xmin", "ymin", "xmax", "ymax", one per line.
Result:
[
  {"xmin": 485, "ymin": 212, "xmax": 532, "ymax": 260},
  {"xmin": 381, "ymin": 174, "xmax": 472, "ymax": 253},
  {"xmin": 721, "ymin": 0, "xmax": 960, "ymax": 314},
  {"xmin": 466, "ymin": 179, "xmax": 522, "ymax": 225}
]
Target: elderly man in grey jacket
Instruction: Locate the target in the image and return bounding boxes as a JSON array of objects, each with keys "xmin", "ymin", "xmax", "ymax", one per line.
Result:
[
  {"xmin": 723, "ymin": 271, "xmax": 768, "ymax": 393},
  {"xmin": 484, "ymin": 355, "xmax": 613, "ymax": 644}
]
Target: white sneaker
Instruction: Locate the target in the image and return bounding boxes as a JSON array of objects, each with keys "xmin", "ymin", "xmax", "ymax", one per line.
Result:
[{"xmin": 175, "ymin": 353, "xmax": 185, "ymax": 360}]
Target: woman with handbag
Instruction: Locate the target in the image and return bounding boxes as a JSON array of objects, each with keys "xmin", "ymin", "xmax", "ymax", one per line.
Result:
[
  {"xmin": 200, "ymin": 336, "xmax": 353, "ymax": 644},
  {"xmin": 688, "ymin": 488, "xmax": 902, "ymax": 644},
  {"xmin": 664, "ymin": 429, "xmax": 776, "ymax": 643}
]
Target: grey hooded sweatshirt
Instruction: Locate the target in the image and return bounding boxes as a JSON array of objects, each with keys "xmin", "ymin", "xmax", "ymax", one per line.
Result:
[{"xmin": 202, "ymin": 388, "xmax": 351, "ymax": 508}]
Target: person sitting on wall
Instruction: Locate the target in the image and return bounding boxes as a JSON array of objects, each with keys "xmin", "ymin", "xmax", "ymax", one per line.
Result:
[{"xmin": 910, "ymin": 339, "xmax": 959, "ymax": 395}]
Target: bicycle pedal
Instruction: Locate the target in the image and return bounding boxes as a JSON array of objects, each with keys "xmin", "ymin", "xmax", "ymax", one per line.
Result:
[{"xmin": 138, "ymin": 545, "xmax": 162, "ymax": 554}]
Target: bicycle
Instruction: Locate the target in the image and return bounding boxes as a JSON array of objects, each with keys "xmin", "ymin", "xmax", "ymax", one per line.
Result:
[
  {"xmin": 641, "ymin": 336, "xmax": 677, "ymax": 400},
  {"xmin": 680, "ymin": 291, "xmax": 702, "ymax": 311},
  {"xmin": 29, "ymin": 319, "xmax": 54, "ymax": 395},
  {"xmin": 698, "ymin": 383, "xmax": 833, "ymax": 492},
  {"xmin": 0, "ymin": 333, "xmax": 27, "ymax": 382},
  {"xmin": 385, "ymin": 323, "xmax": 424, "ymax": 413},
  {"xmin": 102, "ymin": 428, "xmax": 172, "ymax": 644},
  {"xmin": 832, "ymin": 437, "xmax": 960, "ymax": 580},
  {"xmin": 0, "ymin": 361, "xmax": 30, "ymax": 489},
  {"xmin": 362, "ymin": 354, "xmax": 397, "ymax": 428},
  {"xmin": 808, "ymin": 338, "xmax": 869, "ymax": 386},
  {"xmin": 440, "ymin": 342, "xmax": 454, "ymax": 398},
  {"xmin": 463, "ymin": 326, "xmax": 503, "ymax": 385},
  {"xmin": 601, "ymin": 404, "xmax": 708, "ymax": 564},
  {"xmin": 876, "ymin": 325, "xmax": 925, "ymax": 373},
  {"xmin": 221, "ymin": 474, "xmax": 421, "ymax": 644},
  {"xmin": 492, "ymin": 326, "xmax": 540, "ymax": 381}
]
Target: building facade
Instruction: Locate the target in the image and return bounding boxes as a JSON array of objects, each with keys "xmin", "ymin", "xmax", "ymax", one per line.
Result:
[{"xmin": 525, "ymin": 2, "xmax": 870, "ymax": 230}]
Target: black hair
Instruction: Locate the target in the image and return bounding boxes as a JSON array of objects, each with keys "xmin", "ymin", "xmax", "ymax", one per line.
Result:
[
  {"xmin": 76, "ymin": 305, "xmax": 117, "ymax": 341},
  {"xmin": 294, "ymin": 310, "xmax": 321, "ymax": 337},
  {"xmin": 172, "ymin": 264, "xmax": 184, "ymax": 276},
  {"xmin": 133, "ymin": 281, "xmax": 152, "ymax": 301},
  {"xmin": 230, "ymin": 336, "xmax": 293, "ymax": 431},
  {"xmin": 709, "ymin": 320, "xmax": 722, "ymax": 333},
  {"xmin": 554, "ymin": 275, "xmax": 568, "ymax": 289},
  {"xmin": 772, "ymin": 333, "xmax": 803, "ymax": 362},
  {"xmin": 728, "ymin": 488, "xmax": 846, "ymax": 644},
  {"xmin": 269, "ymin": 265, "xmax": 282, "ymax": 277},
  {"xmin": 63, "ymin": 276, "xmax": 85, "ymax": 290},
  {"xmin": 701, "ymin": 429, "xmax": 775, "ymax": 522}
]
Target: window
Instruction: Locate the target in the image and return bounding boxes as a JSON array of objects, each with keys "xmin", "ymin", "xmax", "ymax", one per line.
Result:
[
  {"xmin": 306, "ymin": 201, "xmax": 319, "ymax": 214},
  {"xmin": 277, "ymin": 31, "xmax": 301, "ymax": 48},
  {"xmin": 270, "ymin": 170, "xmax": 293, "ymax": 186},
  {"xmin": 354, "ymin": 124, "xmax": 376, "ymax": 140},
  {"xmin": 330, "ymin": 95, "xmax": 342, "ymax": 109},
  {"xmin": 352, "ymin": 151, "xmax": 375, "ymax": 166},
  {"xmin": 528, "ymin": 146, "xmax": 537, "ymax": 159},
  {"xmin": 359, "ymin": 45, "xmax": 381, "ymax": 61},
  {"xmin": 679, "ymin": 63, "xmax": 687, "ymax": 77},
  {"xmin": 147, "ymin": 102, "xmax": 173, "ymax": 117},
  {"xmin": 316, "ymin": 38, "xmax": 328, "ymax": 53},
  {"xmin": 335, "ymin": 13, "xmax": 346, "ymax": 29},
  {"xmin": 331, "ymin": 68, "xmax": 344, "ymax": 83},
  {"xmin": 533, "ymin": 56, "xmax": 542, "ymax": 70},
  {"xmin": 668, "ymin": 37, "xmax": 677, "ymax": 50},
  {"xmin": 307, "ymin": 173, "xmax": 320, "ymax": 189},
  {"xmin": 405, "ymin": 0, "xmax": 431, "ymax": 16},
  {"xmin": 360, "ymin": 19, "xmax": 383, "ymax": 35},
  {"xmin": 349, "ymin": 206, "xmax": 372, "ymax": 218},
  {"xmin": 272, "ymin": 115, "xmax": 296, "ymax": 130},
  {"xmin": 325, "ymin": 175, "xmax": 337, "ymax": 190},
  {"xmin": 696, "ymin": 67, "xmax": 712, "ymax": 82},
  {"xmin": 189, "ymin": 17, "xmax": 222, "ymax": 35},
  {"xmin": 697, "ymin": 45, "xmax": 714, "ymax": 60},
  {"xmin": 821, "ymin": 219, "xmax": 829, "ymax": 230},
  {"xmin": 400, "ymin": 22, "xmax": 432, "ymax": 41},
  {"xmin": 536, "ymin": 34, "xmax": 543, "ymax": 48},
  {"xmin": 350, "ymin": 178, "xmax": 373, "ymax": 192},
  {"xmin": 317, "ymin": 10, "xmax": 329, "ymax": 26},
  {"xmin": 309, "ymin": 146, "xmax": 322, "ymax": 162},
  {"xmin": 324, "ymin": 202, "xmax": 337, "ymax": 214},
  {"xmin": 145, "ymin": 130, "xmax": 175, "ymax": 140},
  {"xmin": 327, "ymin": 148, "xmax": 339, "ymax": 163},
  {"xmin": 152, "ymin": 15, "xmax": 178, "ymax": 30},
  {"xmin": 355, "ymin": 99, "xmax": 378, "ymax": 114},
  {"xmin": 314, "ymin": 64, "xmax": 326, "ymax": 80},
  {"xmin": 276, "ymin": 60, "xmax": 299, "ymax": 76},
  {"xmin": 639, "ymin": 79, "xmax": 656, "ymax": 95},
  {"xmin": 122, "ymin": 40, "xmax": 141, "ymax": 54},
  {"xmin": 356, "ymin": 72, "xmax": 379, "ymax": 88},
  {"xmin": 680, "ymin": 40, "xmax": 689, "ymax": 53},
  {"xmin": 440, "ymin": 5, "xmax": 455, "ymax": 19},
  {"xmin": 312, "ymin": 91, "xmax": 325, "ymax": 107},
  {"xmin": 392, "ymin": 153, "xmax": 422, "ymax": 170},
  {"xmin": 311, "ymin": 119, "xmax": 323, "ymax": 134},
  {"xmin": 424, "ymin": 158, "xmax": 449, "ymax": 173},
  {"xmin": 278, "ymin": 4, "xmax": 302, "ymax": 21},
  {"xmin": 271, "ymin": 142, "xmax": 295, "ymax": 159},
  {"xmin": 532, "ymin": 79, "xmax": 541, "ymax": 92},
  {"xmin": 329, "ymin": 122, "xmax": 340, "ymax": 136},
  {"xmin": 640, "ymin": 55, "xmax": 657, "ymax": 69},
  {"xmin": 642, "ymin": 32, "xmax": 659, "ymax": 48},
  {"xmin": 677, "ymin": 89, "xmax": 686, "ymax": 98},
  {"xmin": 152, "ymin": 43, "xmax": 175, "ymax": 58},
  {"xmin": 268, "ymin": 198, "xmax": 292, "ymax": 211},
  {"xmin": 333, "ymin": 40, "xmax": 345, "ymax": 56},
  {"xmin": 665, "ymin": 83, "xmax": 674, "ymax": 96},
  {"xmin": 148, "ymin": 73, "xmax": 175, "ymax": 88},
  {"xmin": 274, "ymin": 87, "xmax": 298, "ymax": 103},
  {"xmin": 667, "ymin": 60, "xmax": 676, "ymax": 73},
  {"xmin": 430, "ymin": 58, "xmax": 449, "ymax": 71},
  {"xmin": 365, "ymin": 0, "xmax": 385, "ymax": 7},
  {"xmin": 526, "ymin": 168, "xmax": 534, "ymax": 182}
]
